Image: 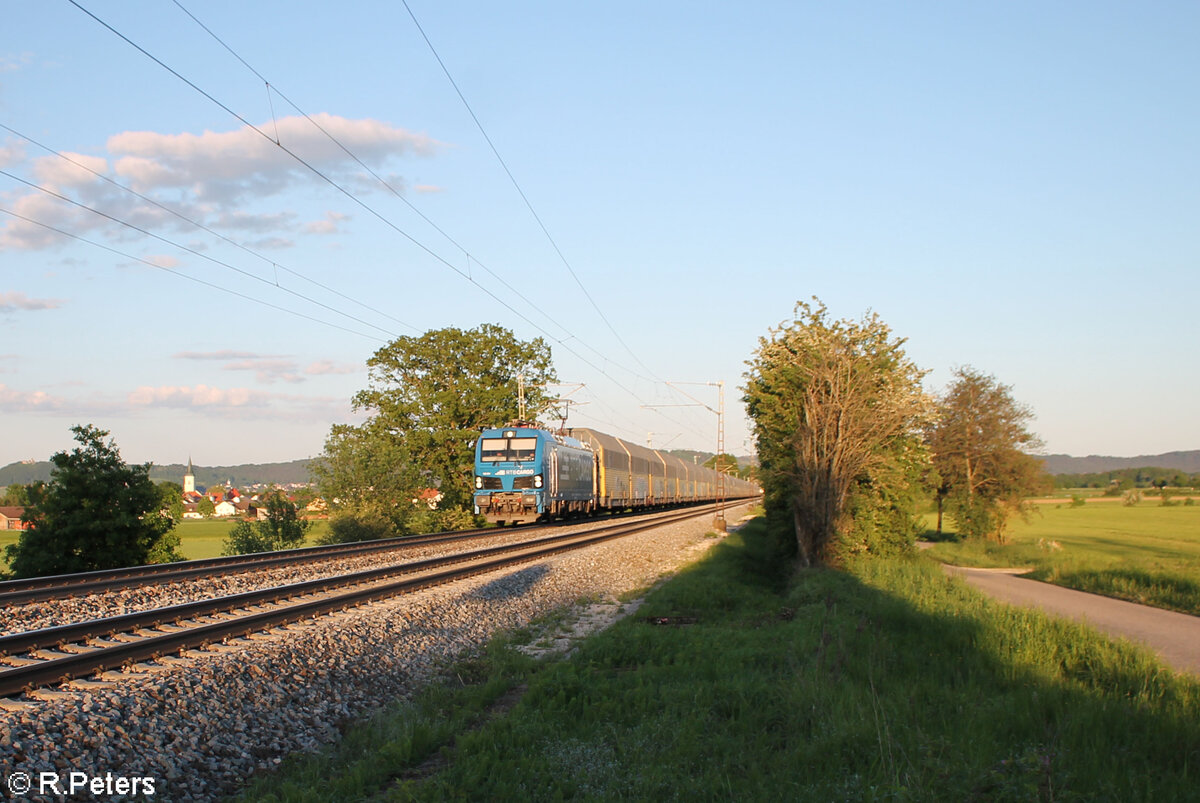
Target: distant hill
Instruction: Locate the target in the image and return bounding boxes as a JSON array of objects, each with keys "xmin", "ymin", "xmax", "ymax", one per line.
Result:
[
  {"xmin": 0, "ymin": 459, "xmax": 316, "ymax": 489},
  {"xmin": 1039, "ymin": 451, "xmax": 1200, "ymax": 475},
  {"xmin": 662, "ymin": 449, "xmax": 758, "ymax": 468}
]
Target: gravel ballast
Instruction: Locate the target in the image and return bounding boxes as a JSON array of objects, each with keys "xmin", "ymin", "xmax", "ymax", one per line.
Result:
[{"xmin": 0, "ymin": 507, "xmax": 748, "ymax": 802}]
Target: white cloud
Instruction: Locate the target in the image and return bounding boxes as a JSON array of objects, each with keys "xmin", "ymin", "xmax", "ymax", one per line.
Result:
[
  {"xmin": 0, "ymin": 140, "xmax": 26, "ymax": 168},
  {"xmin": 172, "ymin": 350, "xmax": 310, "ymax": 384},
  {"xmin": 0, "ymin": 114, "xmax": 441, "ymax": 251},
  {"xmin": 107, "ymin": 113, "xmax": 438, "ymax": 204},
  {"xmin": 124, "ymin": 383, "xmax": 345, "ymax": 423},
  {"xmin": 174, "ymin": 350, "xmax": 281, "ymax": 361},
  {"xmin": 223, "ymin": 359, "xmax": 305, "ymax": 384},
  {"xmin": 0, "ymin": 290, "xmax": 63, "ymax": 313},
  {"xmin": 0, "ymin": 384, "xmax": 61, "ymax": 412},
  {"xmin": 32, "ymin": 152, "xmax": 109, "ymax": 188},
  {"xmin": 143, "ymin": 254, "xmax": 179, "ymax": 269},
  {"xmin": 304, "ymin": 211, "xmax": 350, "ymax": 235},
  {"xmin": 305, "ymin": 360, "xmax": 360, "ymax": 376},
  {"xmin": 0, "ymin": 53, "xmax": 33, "ymax": 73},
  {"xmin": 244, "ymin": 236, "xmax": 293, "ymax": 250},
  {"xmin": 128, "ymin": 384, "xmax": 265, "ymax": 408}
]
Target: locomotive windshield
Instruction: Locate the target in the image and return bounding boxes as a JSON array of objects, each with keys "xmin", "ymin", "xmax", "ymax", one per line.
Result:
[{"xmin": 479, "ymin": 437, "xmax": 538, "ymax": 462}]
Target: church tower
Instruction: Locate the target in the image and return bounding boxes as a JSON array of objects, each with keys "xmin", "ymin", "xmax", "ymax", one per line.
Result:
[{"xmin": 184, "ymin": 457, "xmax": 196, "ymax": 495}]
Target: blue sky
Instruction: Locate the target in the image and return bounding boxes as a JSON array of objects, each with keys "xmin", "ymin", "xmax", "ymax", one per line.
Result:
[{"xmin": 2, "ymin": 1, "xmax": 1197, "ymax": 466}]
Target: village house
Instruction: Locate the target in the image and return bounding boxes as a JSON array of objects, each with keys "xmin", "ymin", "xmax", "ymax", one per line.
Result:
[
  {"xmin": 178, "ymin": 460, "xmax": 321, "ymax": 520},
  {"xmin": 0, "ymin": 506, "xmax": 30, "ymax": 531}
]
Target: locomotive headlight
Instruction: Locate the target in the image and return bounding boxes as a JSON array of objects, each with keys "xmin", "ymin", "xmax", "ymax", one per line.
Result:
[
  {"xmin": 474, "ymin": 476, "xmax": 483, "ymax": 489},
  {"xmin": 533, "ymin": 474, "xmax": 543, "ymax": 488}
]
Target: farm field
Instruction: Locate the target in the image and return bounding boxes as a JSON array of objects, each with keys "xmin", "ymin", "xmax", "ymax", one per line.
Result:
[
  {"xmin": 924, "ymin": 502, "xmax": 1200, "ymax": 616},
  {"xmin": 0, "ymin": 518, "xmax": 331, "ymax": 573},
  {"xmin": 149, "ymin": 518, "xmax": 331, "ymax": 560}
]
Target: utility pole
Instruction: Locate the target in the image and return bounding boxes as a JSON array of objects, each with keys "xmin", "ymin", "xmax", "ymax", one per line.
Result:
[
  {"xmin": 714, "ymin": 380, "xmax": 726, "ymax": 532},
  {"xmin": 642, "ymin": 380, "xmax": 728, "ymax": 532}
]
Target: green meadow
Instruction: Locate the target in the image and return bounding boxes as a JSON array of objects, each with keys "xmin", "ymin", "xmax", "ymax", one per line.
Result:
[
  {"xmin": 925, "ymin": 501, "xmax": 1200, "ymax": 615},
  {"xmin": 236, "ymin": 518, "xmax": 1200, "ymax": 802},
  {"xmin": 0, "ymin": 518, "xmax": 331, "ymax": 573}
]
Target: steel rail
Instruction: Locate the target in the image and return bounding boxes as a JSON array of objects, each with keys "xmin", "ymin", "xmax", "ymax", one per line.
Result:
[
  {"xmin": 0, "ymin": 498, "xmax": 753, "ymax": 606},
  {"xmin": 0, "ymin": 527, "xmax": 495, "ymax": 605},
  {"xmin": 0, "ymin": 504, "xmax": 734, "ymax": 698},
  {"xmin": 0, "ymin": 509, "xmax": 693, "ymax": 658}
]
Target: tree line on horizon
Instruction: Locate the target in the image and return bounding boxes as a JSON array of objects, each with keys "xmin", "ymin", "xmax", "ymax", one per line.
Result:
[{"xmin": 5, "ymin": 307, "xmax": 1059, "ymax": 578}]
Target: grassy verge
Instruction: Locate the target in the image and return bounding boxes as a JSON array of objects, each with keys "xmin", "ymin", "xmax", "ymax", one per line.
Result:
[
  {"xmin": 234, "ymin": 518, "xmax": 1200, "ymax": 801},
  {"xmin": 925, "ymin": 504, "xmax": 1200, "ymax": 616}
]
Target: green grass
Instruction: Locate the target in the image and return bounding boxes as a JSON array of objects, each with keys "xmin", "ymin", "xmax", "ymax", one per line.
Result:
[
  {"xmin": 234, "ymin": 519, "xmax": 1200, "ymax": 802},
  {"xmin": 1, "ymin": 519, "xmax": 332, "ymax": 572},
  {"xmin": 0, "ymin": 531, "xmax": 18, "ymax": 569},
  {"xmin": 925, "ymin": 504, "xmax": 1200, "ymax": 615},
  {"xmin": 174, "ymin": 519, "xmax": 331, "ymax": 559}
]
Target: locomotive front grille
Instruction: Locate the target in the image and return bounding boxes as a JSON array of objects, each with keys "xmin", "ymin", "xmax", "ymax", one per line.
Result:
[
  {"xmin": 480, "ymin": 476, "xmax": 503, "ymax": 489},
  {"xmin": 512, "ymin": 476, "xmax": 537, "ymax": 489}
]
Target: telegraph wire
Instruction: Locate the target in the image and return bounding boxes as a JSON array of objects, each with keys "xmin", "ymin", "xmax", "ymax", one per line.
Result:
[
  {"xmin": 0, "ymin": 167, "xmax": 400, "ymax": 339},
  {"xmin": 167, "ymin": 0, "xmax": 708, "ymax": 439},
  {"xmin": 0, "ymin": 122, "xmax": 419, "ymax": 334},
  {"xmin": 398, "ymin": 0, "xmax": 666, "ymax": 383},
  {"xmin": 170, "ymin": 0, "xmax": 659, "ymax": 387},
  {"xmin": 67, "ymin": 0, "xmax": 712, "ymax": 442},
  {"xmin": 0, "ymin": 206, "xmax": 384, "ymax": 341}
]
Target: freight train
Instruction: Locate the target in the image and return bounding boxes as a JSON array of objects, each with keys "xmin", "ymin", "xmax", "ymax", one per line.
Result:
[{"xmin": 472, "ymin": 423, "xmax": 760, "ymax": 525}]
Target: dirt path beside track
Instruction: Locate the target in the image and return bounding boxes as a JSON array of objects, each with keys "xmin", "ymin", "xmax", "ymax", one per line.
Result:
[{"xmin": 943, "ymin": 566, "xmax": 1200, "ymax": 676}]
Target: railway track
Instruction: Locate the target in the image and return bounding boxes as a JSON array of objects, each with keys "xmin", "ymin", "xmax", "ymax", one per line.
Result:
[
  {"xmin": 0, "ymin": 505, "xmax": 723, "ymax": 699},
  {"xmin": 0, "ymin": 526, "xmax": 496, "ymax": 606},
  {"xmin": 0, "ymin": 499, "xmax": 745, "ymax": 606}
]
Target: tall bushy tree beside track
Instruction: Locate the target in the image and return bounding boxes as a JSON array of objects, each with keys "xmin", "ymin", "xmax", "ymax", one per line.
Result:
[
  {"xmin": 743, "ymin": 300, "xmax": 930, "ymax": 566},
  {"xmin": 313, "ymin": 324, "xmax": 556, "ymax": 535},
  {"xmin": 4, "ymin": 425, "xmax": 182, "ymax": 578},
  {"xmin": 927, "ymin": 366, "xmax": 1049, "ymax": 542}
]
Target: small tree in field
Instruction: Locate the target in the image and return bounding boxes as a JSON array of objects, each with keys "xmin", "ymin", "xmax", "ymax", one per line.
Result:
[
  {"xmin": 221, "ymin": 491, "xmax": 311, "ymax": 555},
  {"xmin": 5, "ymin": 425, "xmax": 181, "ymax": 578},
  {"xmin": 928, "ymin": 367, "xmax": 1048, "ymax": 542}
]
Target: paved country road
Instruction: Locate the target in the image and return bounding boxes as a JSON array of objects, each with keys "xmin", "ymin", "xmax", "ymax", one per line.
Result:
[{"xmin": 943, "ymin": 566, "xmax": 1200, "ymax": 676}]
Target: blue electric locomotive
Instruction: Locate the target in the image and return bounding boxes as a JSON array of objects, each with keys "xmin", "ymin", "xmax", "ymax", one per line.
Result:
[{"xmin": 472, "ymin": 424, "xmax": 596, "ymax": 525}]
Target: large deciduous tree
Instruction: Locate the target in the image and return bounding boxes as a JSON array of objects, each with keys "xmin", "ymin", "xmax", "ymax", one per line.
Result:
[
  {"xmin": 744, "ymin": 300, "xmax": 930, "ymax": 566},
  {"xmin": 4, "ymin": 425, "xmax": 181, "ymax": 578},
  {"xmin": 313, "ymin": 324, "xmax": 556, "ymax": 534},
  {"xmin": 928, "ymin": 367, "xmax": 1048, "ymax": 542}
]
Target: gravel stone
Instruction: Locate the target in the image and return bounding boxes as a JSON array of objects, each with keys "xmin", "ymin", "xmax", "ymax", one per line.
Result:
[{"xmin": 0, "ymin": 506, "xmax": 751, "ymax": 802}]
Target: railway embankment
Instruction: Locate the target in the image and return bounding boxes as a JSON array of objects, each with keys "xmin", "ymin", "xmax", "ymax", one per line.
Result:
[
  {"xmin": 0, "ymin": 510, "xmax": 739, "ymax": 802},
  {"xmin": 240, "ymin": 517, "xmax": 1200, "ymax": 801}
]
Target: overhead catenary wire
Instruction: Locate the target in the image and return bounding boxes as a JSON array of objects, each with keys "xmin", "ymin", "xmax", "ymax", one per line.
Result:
[
  {"xmin": 64, "ymin": 0, "xmax": 716, "ymax": 443},
  {"xmin": 168, "ymin": 0, "xmax": 712, "ymax": 442},
  {"xmin": 0, "ymin": 122, "xmax": 420, "ymax": 335},
  {"xmin": 0, "ymin": 167, "xmax": 402, "ymax": 340},
  {"xmin": 0, "ymin": 206, "xmax": 384, "ymax": 341},
  {"xmin": 169, "ymin": 0, "xmax": 660, "ymax": 388},
  {"xmin": 397, "ymin": 0, "xmax": 667, "ymax": 385},
  {"xmin": 65, "ymin": 2, "xmax": 604, "ymax": 372}
]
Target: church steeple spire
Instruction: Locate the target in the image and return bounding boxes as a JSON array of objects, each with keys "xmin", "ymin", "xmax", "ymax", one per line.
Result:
[{"xmin": 184, "ymin": 457, "xmax": 196, "ymax": 495}]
